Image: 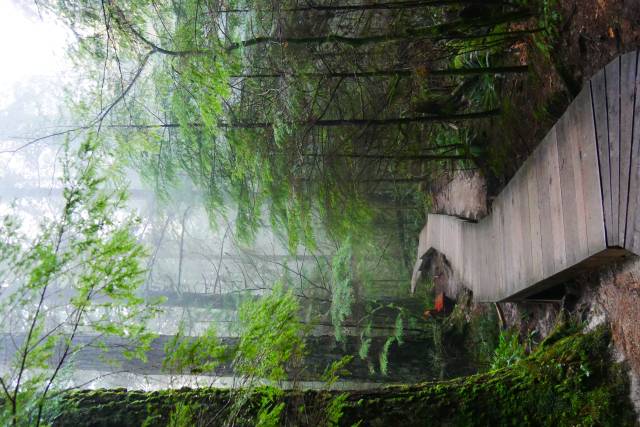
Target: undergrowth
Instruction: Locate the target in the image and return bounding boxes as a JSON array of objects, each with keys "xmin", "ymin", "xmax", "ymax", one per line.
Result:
[{"xmin": 49, "ymin": 325, "xmax": 636, "ymax": 426}]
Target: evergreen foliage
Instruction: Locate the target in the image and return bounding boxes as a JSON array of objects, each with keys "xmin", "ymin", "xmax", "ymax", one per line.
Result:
[
  {"xmin": 233, "ymin": 282, "xmax": 306, "ymax": 382},
  {"xmin": 0, "ymin": 137, "xmax": 159, "ymax": 426},
  {"xmin": 162, "ymin": 322, "xmax": 226, "ymax": 376},
  {"xmin": 330, "ymin": 237, "xmax": 354, "ymax": 343},
  {"xmin": 36, "ymin": 0, "xmax": 536, "ymax": 250},
  {"xmin": 490, "ymin": 329, "xmax": 527, "ymax": 370}
]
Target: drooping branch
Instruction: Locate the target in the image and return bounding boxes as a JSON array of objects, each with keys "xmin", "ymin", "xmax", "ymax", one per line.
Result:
[
  {"xmin": 106, "ymin": 1, "xmax": 208, "ymax": 57},
  {"xmin": 107, "ymin": 109, "xmax": 501, "ymax": 131},
  {"xmin": 96, "ymin": 49, "xmax": 155, "ymax": 131},
  {"xmin": 302, "ymin": 153, "xmax": 468, "ymax": 161}
]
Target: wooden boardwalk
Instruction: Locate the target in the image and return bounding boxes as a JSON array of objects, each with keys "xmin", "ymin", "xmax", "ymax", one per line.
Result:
[{"xmin": 413, "ymin": 51, "xmax": 640, "ymax": 302}]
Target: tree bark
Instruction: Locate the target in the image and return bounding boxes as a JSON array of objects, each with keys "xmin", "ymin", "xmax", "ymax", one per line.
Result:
[
  {"xmin": 108, "ymin": 109, "xmax": 501, "ymax": 132},
  {"xmin": 302, "ymin": 153, "xmax": 468, "ymax": 161},
  {"xmin": 226, "ymin": 10, "xmax": 534, "ymax": 51},
  {"xmin": 221, "ymin": 0, "xmax": 517, "ymax": 14},
  {"xmin": 232, "ymin": 65, "xmax": 529, "ymax": 79}
]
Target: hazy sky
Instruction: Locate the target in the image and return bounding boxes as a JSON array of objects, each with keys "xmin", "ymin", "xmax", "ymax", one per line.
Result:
[{"xmin": 0, "ymin": 0, "xmax": 69, "ymax": 108}]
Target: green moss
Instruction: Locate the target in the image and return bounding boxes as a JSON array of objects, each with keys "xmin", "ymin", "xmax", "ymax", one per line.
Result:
[
  {"xmin": 49, "ymin": 327, "xmax": 636, "ymax": 426},
  {"xmin": 339, "ymin": 326, "xmax": 636, "ymax": 426}
]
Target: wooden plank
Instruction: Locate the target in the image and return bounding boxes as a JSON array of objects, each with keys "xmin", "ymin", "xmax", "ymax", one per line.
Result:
[
  {"xmin": 469, "ymin": 220, "xmax": 476, "ymax": 289},
  {"xmin": 510, "ymin": 168, "xmax": 528, "ymax": 286},
  {"xmin": 483, "ymin": 214, "xmax": 493, "ymax": 299},
  {"xmin": 471, "ymin": 220, "xmax": 478, "ymax": 290},
  {"xmin": 486, "ymin": 214, "xmax": 498, "ymax": 300},
  {"xmin": 457, "ymin": 220, "xmax": 464, "ymax": 272},
  {"xmin": 460, "ymin": 220, "xmax": 470, "ymax": 287},
  {"xmin": 591, "ymin": 69, "xmax": 613, "ymax": 246},
  {"xmin": 619, "ymin": 51, "xmax": 637, "ymax": 246},
  {"xmin": 506, "ymin": 182, "xmax": 518, "ymax": 295},
  {"xmin": 517, "ymin": 165, "xmax": 532, "ymax": 286},
  {"xmin": 547, "ymin": 128, "xmax": 567, "ymax": 271},
  {"xmin": 488, "ymin": 216, "xmax": 500, "ymax": 301},
  {"xmin": 476, "ymin": 218, "xmax": 489, "ymax": 298},
  {"xmin": 462, "ymin": 220, "xmax": 469, "ymax": 286},
  {"xmin": 555, "ymin": 104, "xmax": 582, "ymax": 266},
  {"xmin": 453, "ymin": 219, "xmax": 459, "ymax": 268},
  {"xmin": 490, "ymin": 203, "xmax": 504, "ymax": 299},
  {"xmin": 479, "ymin": 219, "xmax": 486, "ymax": 294},
  {"xmin": 536, "ymin": 131, "xmax": 557, "ymax": 278},
  {"xmin": 489, "ymin": 216, "xmax": 496, "ymax": 297},
  {"xmin": 459, "ymin": 223, "xmax": 470, "ymax": 283},
  {"xmin": 576, "ymin": 86, "xmax": 608, "ymax": 255},
  {"xmin": 446, "ymin": 218, "xmax": 452, "ymax": 270},
  {"xmin": 567, "ymin": 96, "xmax": 590, "ymax": 260},
  {"xmin": 606, "ymin": 57, "xmax": 621, "ymax": 246},
  {"xmin": 499, "ymin": 195, "xmax": 509, "ymax": 297},
  {"xmin": 426, "ymin": 217, "xmax": 436, "ymax": 256},
  {"xmin": 526, "ymin": 146, "xmax": 544, "ymax": 281},
  {"xmin": 439, "ymin": 216, "xmax": 445, "ymax": 256},
  {"xmin": 453, "ymin": 220, "xmax": 461, "ymax": 276},
  {"xmin": 474, "ymin": 219, "xmax": 483, "ymax": 297},
  {"xmin": 627, "ymin": 51, "xmax": 640, "ymax": 251},
  {"xmin": 499, "ymin": 183, "xmax": 511, "ymax": 294},
  {"xmin": 466, "ymin": 219, "xmax": 473, "ymax": 292},
  {"xmin": 504, "ymin": 248, "xmax": 631, "ymax": 302},
  {"xmin": 469, "ymin": 222, "xmax": 477, "ymax": 291},
  {"xmin": 506, "ymin": 176, "xmax": 519, "ymax": 289}
]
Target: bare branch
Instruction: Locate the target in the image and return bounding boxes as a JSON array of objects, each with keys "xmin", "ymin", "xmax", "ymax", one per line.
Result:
[{"xmin": 96, "ymin": 49, "xmax": 155, "ymax": 132}]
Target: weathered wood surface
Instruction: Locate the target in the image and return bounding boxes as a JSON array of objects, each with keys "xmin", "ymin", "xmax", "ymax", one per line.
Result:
[{"xmin": 412, "ymin": 51, "xmax": 640, "ymax": 302}]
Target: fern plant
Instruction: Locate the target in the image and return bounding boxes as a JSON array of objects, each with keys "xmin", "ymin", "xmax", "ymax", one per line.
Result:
[
  {"xmin": 330, "ymin": 236, "xmax": 354, "ymax": 343},
  {"xmin": 0, "ymin": 137, "xmax": 159, "ymax": 426},
  {"xmin": 491, "ymin": 329, "xmax": 526, "ymax": 370}
]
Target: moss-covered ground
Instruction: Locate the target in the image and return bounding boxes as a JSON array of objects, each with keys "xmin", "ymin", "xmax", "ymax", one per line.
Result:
[{"xmin": 46, "ymin": 325, "xmax": 636, "ymax": 426}]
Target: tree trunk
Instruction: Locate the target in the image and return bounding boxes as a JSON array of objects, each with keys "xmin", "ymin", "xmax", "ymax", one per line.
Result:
[
  {"xmin": 302, "ymin": 153, "xmax": 467, "ymax": 161},
  {"xmin": 221, "ymin": 0, "xmax": 517, "ymax": 14},
  {"xmin": 226, "ymin": 10, "xmax": 534, "ymax": 51},
  {"xmin": 108, "ymin": 109, "xmax": 501, "ymax": 132},
  {"xmin": 232, "ymin": 65, "xmax": 529, "ymax": 79}
]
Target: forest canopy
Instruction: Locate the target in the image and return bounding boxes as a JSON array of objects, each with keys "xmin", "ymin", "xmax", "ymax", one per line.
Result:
[{"xmin": 32, "ymin": 0, "xmax": 533, "ymax": 248}]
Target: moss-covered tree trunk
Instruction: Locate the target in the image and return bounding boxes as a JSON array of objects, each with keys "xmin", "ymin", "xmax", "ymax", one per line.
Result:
[{"xmin": 49, "ymin": 327, "xmax": 637, "ymax": 426}]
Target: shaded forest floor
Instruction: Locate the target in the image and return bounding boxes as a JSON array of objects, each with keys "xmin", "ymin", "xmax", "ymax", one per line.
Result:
[{"xmin": 480, "ymin": 0, "xmax": 640, "ymax": 189}]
